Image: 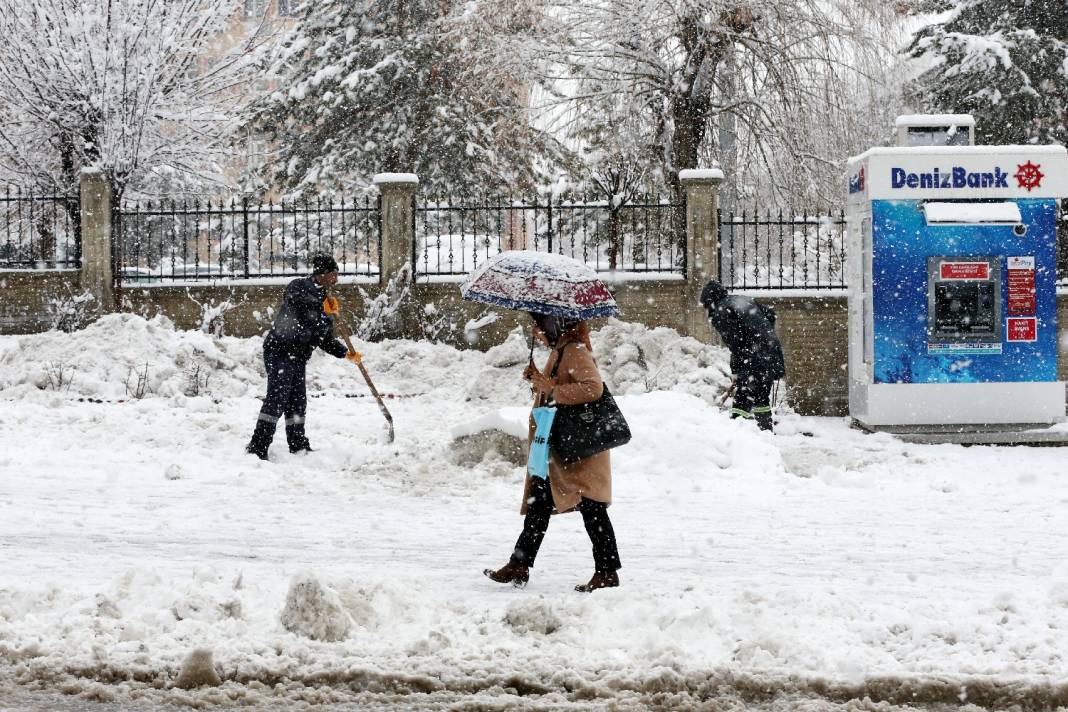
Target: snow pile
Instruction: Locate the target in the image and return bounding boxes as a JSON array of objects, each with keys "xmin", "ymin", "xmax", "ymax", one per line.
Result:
[
  {"xmin": 463, "ymin": 329, "xmax": 539, "ymax": 403},
  {"xmin": 0, "ymin": 314, "xmax": 264, "ymax": 400},
  {"xmin": 593, "ymin": 319, "xmax": 732, "ymax": 403},
  {"xmin": 464, "ymin": 320, "xmax": 735, "ymax": 405},
  {"xmin": 503, "ymin": 598, "xmax": 563, "ymax": 635},
  {"xmin": 174, "ymin": 648, "xmax": 222, "ymax": 689},
  {"xmin": 0, "ymin": 314, "xmax": 736, "ymax": 409},
  {"xmin": 1, "ymin": 315, "xmax": 1067, "ymax": 708},
  {"xmin": 280, "ymin": 575, "xmax": 354, "ymax": 643},
  {"xmin": 0, "ymin": 313, "xmax": 492, "ymax": 403}
]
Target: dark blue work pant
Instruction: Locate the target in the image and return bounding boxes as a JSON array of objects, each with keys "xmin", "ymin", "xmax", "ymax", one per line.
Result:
[
  {"xmin": 254, "ymin": 340, "xmax": 310, "ymax": 449},
  {"xmin": 732, "ymin": 369, "xmax": 776, "ymax": 431}
]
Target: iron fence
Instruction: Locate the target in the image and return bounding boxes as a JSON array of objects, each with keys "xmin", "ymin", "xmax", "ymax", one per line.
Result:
[
  {"xmin": 0, "ymin": 188, "xmax": 80, "ymax": 269},
  {"xmin": 718, "ymin": 208, "xmax": 846, "ymax": 290},
  {"xmin": 413, "ymin": 195, "xmax": 686, "ymax": 277},
  {"xmin": 117, "ymin": 197, "xmax": 381, "ymax": 282}
]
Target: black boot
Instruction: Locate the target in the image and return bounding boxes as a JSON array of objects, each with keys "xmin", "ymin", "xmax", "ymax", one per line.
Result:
[
  {"xmin": 288, "ymin": 437, "xmax": 313, "ymax": 454},
  {"xmin": 246, "ymin": 418, "xmax": 275, "ymax": 461},
  {"xmin": 286, "ymin": 420, "xmax": 312, "ymax": 453}
]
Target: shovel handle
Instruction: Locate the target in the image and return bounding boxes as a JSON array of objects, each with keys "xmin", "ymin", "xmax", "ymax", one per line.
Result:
[{"xmin": 327, "ymin": 292, "xmax": 396, "ymax": 442}]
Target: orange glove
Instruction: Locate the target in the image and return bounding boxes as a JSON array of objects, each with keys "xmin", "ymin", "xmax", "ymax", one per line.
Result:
[
  {"xmin": 345, "ymin": 350, "xmax": 362, "ymax": 364},
  {"xmin": 323, "ymin": 296, "xmax": 340, "ymax": 315}
]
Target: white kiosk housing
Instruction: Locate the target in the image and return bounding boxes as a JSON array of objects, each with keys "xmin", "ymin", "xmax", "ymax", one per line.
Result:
[
  {"xmin": 846, "ymin": 120, "xmax": 1068, "ymax": 436},
  {"xmin": 894, "ymin": 114, "xmax": 975, "ymax": 148}
]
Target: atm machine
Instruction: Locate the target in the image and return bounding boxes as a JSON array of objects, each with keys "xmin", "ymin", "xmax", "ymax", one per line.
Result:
[{"xmin": 846, "ymin": 116, "xmax": 1068, "ymax": 441}]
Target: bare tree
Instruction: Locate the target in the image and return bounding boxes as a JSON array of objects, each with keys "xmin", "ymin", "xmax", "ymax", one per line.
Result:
[
  {"xmin": 512, "ymin": 0, "xmax": 902, "ymax": 206},
  {"xmin": 0, "ymin": 0, "xmax": 269, "ymax": 199},
  {"xmin": 723, "ymin": 2, "xmax": 910, "ymax": 207}
]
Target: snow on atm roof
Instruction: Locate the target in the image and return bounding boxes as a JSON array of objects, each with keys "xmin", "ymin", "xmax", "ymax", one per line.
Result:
[
  {"xmin": 894, "ymin": 114, "xmax": 976, "ymax": 127},
  {"xmin": 923, "ymin": 201, "xmax": 1022, "ymax": 225}
]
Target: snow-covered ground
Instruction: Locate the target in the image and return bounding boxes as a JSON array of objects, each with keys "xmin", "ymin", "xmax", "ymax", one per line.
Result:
[{"xmin": 2, "ymin": 316, "xmax": 1068, "ymax": 710}]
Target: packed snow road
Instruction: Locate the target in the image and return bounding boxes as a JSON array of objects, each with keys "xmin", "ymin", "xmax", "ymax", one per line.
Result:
[{"xmin": 2, "ymin": 316, "xmax": 1068, "ymax": 710}]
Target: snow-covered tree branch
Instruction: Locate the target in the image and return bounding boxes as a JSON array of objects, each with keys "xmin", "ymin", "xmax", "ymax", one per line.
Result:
[
  {"xmin": 906, "ymin": 0, "xmax": 1068, "ymax": 146},
  {"xmin": 249, "ymin": 0, "xmax": 570, "ymax": 198},
  {"xmin": 511, "ymin": 0, "xmax": 903, "ymax": 206},
  {"xmin": 0, "ymin": 0, "xmax": 268, "ymax": 197}
]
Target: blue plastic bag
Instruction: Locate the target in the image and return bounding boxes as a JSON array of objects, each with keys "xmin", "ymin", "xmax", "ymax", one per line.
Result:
[{"xmin": 527, "ymin": 406, "xmax": 557, "ymax": 480}]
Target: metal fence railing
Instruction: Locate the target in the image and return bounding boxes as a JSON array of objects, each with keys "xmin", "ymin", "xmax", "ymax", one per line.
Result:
[
  {"xmin": 117, "ymin": 197, "xmax": 381, "ymax": 282},
  {"xmin": 718, "ymin": 208, "xmax": 846, "ymax": 290},
  {"xmin": 0, "ymin": 188, "xmax": 80, "ymax": 269},
  {"xmin": 413, "ymin": 195, "xmax": 686, "ymax": 278}
]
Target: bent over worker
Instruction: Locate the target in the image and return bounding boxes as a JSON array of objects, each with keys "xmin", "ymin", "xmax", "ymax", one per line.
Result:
[
  {"xmin": 246, "ymin": 253, "xmax": 361, "ymax": 460},
  {"xmin": 700, "ymin": 280, "xmax": 785, "ymax": 432}
]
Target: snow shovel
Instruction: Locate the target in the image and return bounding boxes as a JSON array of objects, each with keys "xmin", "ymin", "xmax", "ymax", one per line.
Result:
[
  {"xmin": 718, "ymin": 378, "xmax": 736, "ymax": 406},
  {"xmin": 327, "ymin": 296, "xmax": 396, "ymax": 443}
]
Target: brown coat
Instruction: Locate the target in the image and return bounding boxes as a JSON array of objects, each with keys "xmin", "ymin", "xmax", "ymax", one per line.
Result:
[{"xmin": 521, "ymin": 328, "xmax": 612, "ymax": 515}]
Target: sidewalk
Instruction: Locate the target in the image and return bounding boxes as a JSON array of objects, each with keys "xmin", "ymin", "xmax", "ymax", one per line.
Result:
[{"xmin": 2, "ymin": 384, "xmax": 1067, "ymax": 709}]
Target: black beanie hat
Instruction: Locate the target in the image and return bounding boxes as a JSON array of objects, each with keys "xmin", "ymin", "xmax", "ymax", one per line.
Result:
[
  {"xmin": 699, "ymin": 280, "xmax": 728, "ymax": 309},
  {"xmin": 311, "ymin": 253, "xmax": 339, "ymax": 275}
]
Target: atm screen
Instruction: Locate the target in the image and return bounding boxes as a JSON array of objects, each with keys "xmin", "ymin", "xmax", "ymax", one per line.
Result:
[
  {"xmin": 927, "ymin": 255, "xmax": 1001, "ymax": 349},
  {"xmin": 933, "ymin": 282, "xmax": 995, "ymax": 336}
]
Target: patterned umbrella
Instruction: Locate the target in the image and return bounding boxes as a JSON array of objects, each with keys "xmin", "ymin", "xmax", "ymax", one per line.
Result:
[{"xmin": 459, "ymin": 251, "xmax": 620, "ymax": 320}]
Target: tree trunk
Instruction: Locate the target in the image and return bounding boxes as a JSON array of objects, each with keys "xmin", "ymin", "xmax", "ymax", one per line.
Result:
[{"xmin": 606, "ymin": 207, "xmax": 625, "ymax": 270}]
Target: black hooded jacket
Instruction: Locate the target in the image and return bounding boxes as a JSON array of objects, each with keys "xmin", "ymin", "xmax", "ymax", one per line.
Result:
[
  {"xmin": 266, "ymin": 276, "xmax": 348, "ymax": 360},
  {"xmin": 703, "ymin": 283, "xmax": 785, "ymax": 379}
]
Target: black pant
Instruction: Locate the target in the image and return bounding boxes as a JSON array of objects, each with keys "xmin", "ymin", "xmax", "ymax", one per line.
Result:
[
  {"xmin": 252, "ymin": 340, "xmax": 310, "ymax": 449},
  {"xmin": 510, "ymin": 476, "xmax": 621, "ymax": 572},
  {"xmin": 732, "ymin": 369, "xmax": 775, "ymax": 431}
]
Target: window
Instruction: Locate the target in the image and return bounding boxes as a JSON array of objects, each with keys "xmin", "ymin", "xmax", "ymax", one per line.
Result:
[
  {"xmin": 905, "ymin": 126, "xmax": 971, "ymax": 147},
  {"xmin": 243, "ymin": 0, "xmax": 266, "ymax": 19}
]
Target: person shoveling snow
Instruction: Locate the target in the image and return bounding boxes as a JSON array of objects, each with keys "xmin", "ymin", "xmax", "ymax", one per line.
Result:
[
  {"xmin": 245, "ymin": 253, "xmax": 362, "ymax": 460},
  {"xmin": 700, "ymin": 280, "xmax": 785, "ymax": 432}
]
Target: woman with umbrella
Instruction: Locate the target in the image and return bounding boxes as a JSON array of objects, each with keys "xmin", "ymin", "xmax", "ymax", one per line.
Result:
[{"xmin": 461, "ymin": 251, "xmax": 628, "ymax": 592}]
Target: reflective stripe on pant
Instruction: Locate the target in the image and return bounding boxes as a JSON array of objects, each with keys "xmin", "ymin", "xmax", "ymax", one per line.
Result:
[
  {"xmin": 731, "ymin": 370, "xmax": 775, "ymax": 432},
  {"xmin": 254, "ymin": 342, "xmax": 309, "ymax": 448}
]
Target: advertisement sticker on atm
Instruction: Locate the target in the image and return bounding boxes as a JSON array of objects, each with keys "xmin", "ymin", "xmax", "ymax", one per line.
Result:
[
  {"xmin": 939, "ymin": 261, "xmax": 989, "ymax": 280},
  {"xmin": 1006, "ymin": 317, "xmax": 1037, "ymax": 342},
  {"xmin": 1007, "ymin": 256, "xmax": 1036, "ymax": 316},
  {"xmin": 848, "ymin": 166, "xmax": 865, "ymax": 195}
]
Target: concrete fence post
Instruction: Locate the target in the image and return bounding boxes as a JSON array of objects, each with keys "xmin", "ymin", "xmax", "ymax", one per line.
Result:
[
  {"xmin": 373, "ymin": 173, "xmax": 419, "ymax": 281},
  {"xmin": 679, "ymin": 168, "xmax": 725, "ymax": 338},
  {"xmin": 79, "ymin": 169, "xmax": 115, "ymax": 311}
]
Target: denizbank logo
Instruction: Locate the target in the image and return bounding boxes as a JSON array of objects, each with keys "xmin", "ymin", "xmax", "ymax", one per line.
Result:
[{"xmin": 891, "ymin": 166, "xmax": 1010, "ymax": 190}]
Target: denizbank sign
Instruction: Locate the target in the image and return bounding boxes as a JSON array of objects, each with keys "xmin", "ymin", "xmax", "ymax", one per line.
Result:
[
  {"xmin": 891, "ymin": 166, "xmax": 1012, "ymax": 190},
  {"xmin": 848, "ymin": 146, "xmax": 1068, "ymax": 201}
]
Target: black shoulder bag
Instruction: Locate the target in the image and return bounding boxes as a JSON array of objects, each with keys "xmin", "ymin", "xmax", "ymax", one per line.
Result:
[{"xmin": 547, "ymin": 342, "xmax": 632, "ymax": 464}]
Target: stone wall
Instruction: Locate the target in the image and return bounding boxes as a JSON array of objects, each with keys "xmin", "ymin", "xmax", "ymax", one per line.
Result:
[
  {"xmin": 7, "ymin": 269, "xmax": 1068, "ymax": 417},
  {"xmin": 759, "ymin": 296, "xmax": 849, "ymax": 416},
  {"xmin": 0, "ymin": 170, "xmax": 1063, "ymax": 417},
  {"xmin": 0, "ymin": 270, "xmax": 83, "ymax": 333},
  {"xmin": 117, "ymin": 276, "xmax": 703, "ymax": 348},
  {"xmin": 0, "ymin": 266, "xmax": 847, "ymax": 416}
]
